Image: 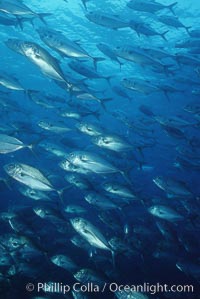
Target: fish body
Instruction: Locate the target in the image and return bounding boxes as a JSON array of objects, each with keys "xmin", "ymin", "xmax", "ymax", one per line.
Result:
[
  {"xmin": 85, "ymin": 192, "xmax": 118, "ymax": 210},
  {"xmin": 103, "ymin": 182, "xmax": 137, "ymax": 199},
  {"xmin": 86, "ymin": 11, "xmax": 129, "ymax": 29},
  {"xmin": 4, "ymin": 163, "xmax": 54, "ymax": 191},
  {"xmin": 148, "ymin": 205, "xmax": 184, "ymax": 221},
  {"xmin": 153, "ymin": 176, "xmax": 192, "ymax": 197},
  {"xmin": 0, "ymin": 74, "xmax": 25, "ymax": 91},
  {"xmin": 51, "ymin": 254, "xmax": 77, "ymax": 272},
  {"xmin": 127, "ymin": 0, "xmax": 177, "ymax": 14},
  {"xmin": 92, "ymin": 134, "xmax": 133, "ymax": 152},
  {"xmin": 38, "ymin": 121, "xmax": 72, "ymax": 133},
  {"xmin": 5, "ymin": 39, "xmax": 72, "ymax": 89},
  {"xmin": 65, "ymin": 173, "xmax": 92, "ymax": 190},
  {"xmin": 158, "ymin": 15, "xmax": 191, "ymax": 34},
  {"xmin": 66, "ymin": 151, "xmax": 120, "ymax": 174},
  {"xmin": 76, "ymin": 122, "xmax": 103, "ymax": 136},
  {"xmin": 70, "ymin": 217, "xmax": 111, "ymax": 250},
  {"xmin": 122, "ymin": 78, "xmax": 159, "ymax": 94}
]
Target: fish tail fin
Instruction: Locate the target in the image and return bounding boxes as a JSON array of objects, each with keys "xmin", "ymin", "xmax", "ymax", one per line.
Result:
[
  {"xmin": 111, "ymin": 250, "xmax": 116, "ymax": 268},
  {"xmin": 27, "ymin": 144, "xmax": 39, "ymax": 159},
  {"xmin": 15, "ymin": 17, "xmax": 24, "ymax": 30},
  {"xmin": 161, "ymin": 30, "xmax": 169, "ymax": 41},
  {"xmin": 81, "ymin": 0, "xmax": 88, "ymax": 10},
  {"xmin": 93, "ymin": 57, "xmax": 105, "ymax": 71},
  {"xmin": 101, "ymin": 98, "xmax": 112, "ymax": 111},
  {"xmin": 120, "ymin": 171, "xmax": 132, "ymax": 186},
  {"xmin": 163, "ymin": 91, "xmax": 171, "ymax": 101},
  {"xmin": 26, "ymin": 89, "xmax": 39, "ymax": 100},
  {"xmin": 185, "ymin": 26, "xmax": 192, "ymax": 34},
  {"xmin": 119, "ymin": 61, "xmax": 123, "ymax": 71},
  {"xmin": 167, "ymin": 2, "xmax": 177, "ymax": 14},
  {"xmin": 105, "ymin": 76, "xmax": 113, "ymax": 85},
  {"xmin": 137, "ymin": 146, "xmax": 144, "ymax": 158},
  {"xmin": 57, "ymin": 186, "xmax": 71, "ymax": 201},
  {"xmin": 38, "ymin": 13, "xmax": 52, "ymax": 24}
]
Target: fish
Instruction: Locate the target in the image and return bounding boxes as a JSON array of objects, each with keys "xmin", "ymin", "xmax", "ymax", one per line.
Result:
[
  {"xmin": 65, "ymin": 150, "xmax": 130, "ymax": 183},
  {"xmin": 19, "ymin": 186, "xmax": 51, "ymax": 201},
  {"xmin": 68, "ymin": 60, "xmax": 112, "ymax": 85},
  {"xmin": 114, "ymin": 46, "xmax": 168, "ymax": 70},
  {"xmin": 154, "ymin": 116, "xmax": 194, "ymax": 128},
  {"xmin": 50, "ymin": 254, "xmax": 78, "ymax": 272},
  {"xmin": 85, "ymin": 11, "xmax": 130, "ymax": 29},
  {"xmin": 157, "ymin": 15, "xmax": 191, "ymax": 34},
  {"xmin": 70, "ymin": 217, "xmax": 111, "ymax": 250},
  {"xmin": 38, "ymin": 141, "xmax": 68, "ymax": 158},
  {"xmin": 0, "ymin": 74, "xmax": 26, "ymax": 91},
  {"xmin": 122, "ymin": 78, "xmax": 160, "ymax": 94},
  {"xmin": 0, "ymin": 14, "xmax": 18, "ymax": 27},
  {"xmin": 64, "ymin": 205, "xmax": 87, "ymax": 214},
  {"xmin": 75, "ymin": 91, "xmax": 112, "ymax": 110},
  {"xmin": 92, "ymin": 134, "xmax": 133, "ymax": 152},
  {"xmin": 4, "ymin": 163, "xmax": 56, "ymax": 192},
  {"xmin": 37, "ymin": 27, "xmax": 103, "ymax": 69},
  {"xmin": 85, "ymin": 192, "xmax": 119, "ymax": 210},
  {"xmin": 112, "ymin": 85, "xmax": 132, "ymax": 101},
  {"xmin": 38, "ymin": 121, "xmax": 72, "ymax": 133},
  {"xmin": 176, "ymin": 261, "xmax": 200, "ymax": 282},
  {"xmin": 0, "ymin": 0, "xmax": 49, "ymax": 22},
  {"xmin": 127, "ymin": 0, "xmax": 177, "ymax": 14},
  {"xmin": 97, "ymin": 43, "xmax": 123, "ymax": 69},
  {"xmin": 0, "ymin": 134, "xmax": 33, "ymax": 153},
  {"xmin": 102, "ymin": 182, "xmax": 137, "ymax": 200},
  {"xmin": 5, "ymin": 39, "xmax": 73, "ymax": 90},
  {"xmin": 76, "ymin": 122, "xmax": 103, "ymax": 136},
  {"xmin": 148, "ymin": 205, "xmax": 184, "ymax": 221},
  {"xmin": 129, "ymin": 21, "xmax": 168, "ymax": 41},
  {"xmin": 175, "ymin": 38, "xmax": 200, "ymax": 48},
  {"xmin": 64, "ymin": 173, "xmax": 92, "ymax": 190},
  {"xmin": 153, "ymin": 176, "xmax": 193, "ymax": 198}
]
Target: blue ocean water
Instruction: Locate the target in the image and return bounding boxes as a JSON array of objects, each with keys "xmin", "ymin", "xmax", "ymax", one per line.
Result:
[{"xmin": 0, "ymin": 0, "xmax": 200, "ymax": 299}]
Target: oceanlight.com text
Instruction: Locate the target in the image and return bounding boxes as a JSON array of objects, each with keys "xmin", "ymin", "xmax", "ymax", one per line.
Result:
[{"xmin": 26, "ymin": 281, "xmax": 194, "ymax": 295}]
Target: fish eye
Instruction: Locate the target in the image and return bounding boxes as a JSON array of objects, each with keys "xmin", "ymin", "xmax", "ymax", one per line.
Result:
[
  {"xmin": 0, "ymin": 258, "xmax": 6, "ymax": 264},
  {"xmin": 12, "ymin": 241, "xmax": 19, "ymax": 247},
  {"xmin": 81, "ymin": 155, "xmax": 87, "ymax": 161}
]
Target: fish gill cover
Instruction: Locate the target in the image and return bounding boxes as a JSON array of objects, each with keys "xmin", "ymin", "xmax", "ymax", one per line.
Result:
[{"xmin": 0, "ymin": 0, "xmax": 199, "ymax": 298}]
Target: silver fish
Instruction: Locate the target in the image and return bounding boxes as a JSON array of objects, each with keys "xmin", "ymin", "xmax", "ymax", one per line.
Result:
[
  {"xmin": 102, "ymin": 182, "xmax": 137, "ymax": 200},
  {"xmin": 37, "ymin": 27, "xmax": 103, "ymax": 69},
  {"xmin": 92, "ymin": 134, "xmax": 133, "ymax": 152},
  {"xmin": 148, "ymin": 205, "xmax": 184, "ymax": 221},
  {"xmin": 5, "ymin": 39, "xmax": 73, "ymax": 90},
  {"xmin": 122, "ymin": 78, "xmax": 160, "ymax": 94},
  {"xmin": 38, "ymin": 121, "xmax": 72, "ymax": 133},
  {"xmin": 64, "ymin": 205, "xmax": 87, "ymax": 214},
  {"xmin": 85, "ymin": 192, "xmax": 119, "ymax": 210},
  {"xmin": 0, "ymin": 134, "xmax": 32, "ymax": 153},
  {"xmin": 127, "ymin": 0, "xmax": 177, "ymax": 14},
  {"xmin": 70, "ymin": 217, "xmax": 111, "ymax": 250},
  {"xmin": 51, "ymin": 254, "xmax": 78, "ymax": 272},
  {"xmin": 4, "ymin": 163, "xmax": 55, "ymax": 192},
  {"xmin": 86, "ymin": 11, "xmax": 129, "ymax": 29},
  {"xmin": 76, "ymin": 122, "xmax": 103, "ymax": 136},
  {"xmin": 66, "ymin": 151, "xmax": 128, "ymax": 181},
  {"xmin": 0, "ymin": 74, "xmax": 25, "ymax": 91}
]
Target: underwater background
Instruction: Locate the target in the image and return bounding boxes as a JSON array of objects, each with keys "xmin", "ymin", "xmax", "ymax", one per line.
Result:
[{"xmin": 0, "ymin": 0, "xmax": 200, "ymax": 299}]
